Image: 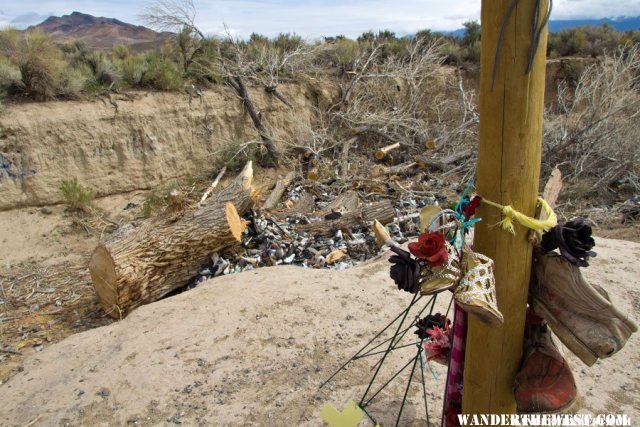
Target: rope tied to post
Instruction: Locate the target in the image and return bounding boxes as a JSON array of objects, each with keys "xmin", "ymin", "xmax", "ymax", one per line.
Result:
[{"xmin": 481, "ymin": 196, "xmax": 557, "ymax": 235}]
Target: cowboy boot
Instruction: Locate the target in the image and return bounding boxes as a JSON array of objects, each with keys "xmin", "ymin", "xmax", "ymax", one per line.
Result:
[
  {"xmin": 515, "ymin": 321, "xmax": 577, "ymax": 414},
  {"xmin": 532, "ymin": 253, "xmax": 638, "ymax": 366}
]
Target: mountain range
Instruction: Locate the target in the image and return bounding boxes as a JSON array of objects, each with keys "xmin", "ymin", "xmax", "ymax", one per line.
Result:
[
  {"xmin": 24, "ymin": 12, "xmax": 640, "ymax": 50},
  {"xmin": 27, "ymin": 11, "xmax": 172, "ymax": 51}
]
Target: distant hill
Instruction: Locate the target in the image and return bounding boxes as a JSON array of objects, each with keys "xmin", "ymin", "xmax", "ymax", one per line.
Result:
[
  {"xmin": 548, "ymin": 16, "xmax": 640, "ymax": 32},
  {"xmin": 448, "ymin": 16, "xmax": 640, "ymax": 37},
  {"xmin": 26, "ymin": 11, "xmax": 172, "ymax": 51}
]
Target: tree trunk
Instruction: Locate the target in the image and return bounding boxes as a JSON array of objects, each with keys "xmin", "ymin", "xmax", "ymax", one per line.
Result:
[
  {"xmin": 295, "ymin": 201, "xmax": 395, "ymax": 237},
  {"xmin": 232, "ymin": 76, "xmax": 280, "ymax": 164},
  {"xmin": 89, "ymin": 162, "xmax": 255, "ymax": 318}
]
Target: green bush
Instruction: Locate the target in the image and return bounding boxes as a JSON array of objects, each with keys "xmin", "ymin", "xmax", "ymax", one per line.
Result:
[
  {"xmin": 0, "ymin": 28, "xmax": 69, "ymax": 100},
  {"xmin": 142, "ymin": 52, "xmax": 184, "ymax": 90},
  {"xmin": 142, "ymin": 191, "xmax": 163, "ymax": 218},
  {"xmin": 59, "ymin": 178, "xmax": 95, "ymax": 212},
  {"xmin": 119, "ymin": 55, "xmax": 146, "ymax": 87},
  {"xmin": 0, "ymin": 56, "xmax": 21, "ymax": 89},
  {"xmin": 58, "ymin": 66, "xmax": 89, "ymax": 98}
]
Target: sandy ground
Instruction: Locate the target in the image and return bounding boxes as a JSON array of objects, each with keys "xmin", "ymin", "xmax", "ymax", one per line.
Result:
[{"xmin": 0, "ymin": 237, "xmax": 638, "ymax": 426}]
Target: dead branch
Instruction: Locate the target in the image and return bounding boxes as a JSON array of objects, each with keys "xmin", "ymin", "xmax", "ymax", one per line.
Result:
[
  {"xmin": 198, "ymin": 166, "xmax": 227, "ymax": 207},
  {"xmin": 264, "ymin": 171, "xmax": 296, "ymax": 210}
]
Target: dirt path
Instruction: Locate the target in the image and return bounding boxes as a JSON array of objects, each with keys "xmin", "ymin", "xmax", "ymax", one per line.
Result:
[{"xmin": 1, "ymin": 237, "xmax": 638, "ymax": 426}]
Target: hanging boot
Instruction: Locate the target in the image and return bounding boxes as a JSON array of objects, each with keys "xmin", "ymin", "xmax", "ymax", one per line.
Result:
[
  {"xmin": 514, "ymin": 320, "xmax": 577, "ymax": 413},
  {"xmin": 532, "ymin": 253, "xmax": 638, "ymax": 366}
]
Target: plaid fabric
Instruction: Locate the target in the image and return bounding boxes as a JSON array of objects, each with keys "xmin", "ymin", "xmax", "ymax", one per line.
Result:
[{"xmin": 444, "ymin": 303, "xmax": 468, "ymax": 427}]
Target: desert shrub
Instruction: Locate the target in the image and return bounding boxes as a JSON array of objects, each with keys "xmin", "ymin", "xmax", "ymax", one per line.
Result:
[
  {"xmin": 58, "ymin": 66, "xmax": 89, "ymax": 98},
  {"xmin": 111, "ymin": 44, "xmax": 131, "ymax": 61},
  {"xmin": 548, "ymin": 25, "xmax": 627, "ymax": 58},
  {"xmin": 543, "ymin": 45, "xmax": 640, "ymax": 203},
  {"xmin": 142, "ymin": 191, "xmax": 163, "ymax": 218},
  {"xmin": 439, "ymin": 39, "xmax": 464, "ymax": 65},
  {"xmin": 61, "ymin": 41, "xmax": 90, "ymax": 67},
  {"xmin": 0, "ymin": 28, "xmax": 69, "ymax": 100},
  {"xmin": 215, "ymin": 140, "xmax": 266, "ymax": 171},
  {"xmin": 84, "ymin": 51, "xmax": 120, "ymax": 90},
  {"xmin": 273, "ymin": 32, "xmax": 303, "ymax": 52},
  {"xmin": 142, "ymin": 52, "xmax": 184, "ymax": 90},
  {"xmin": 0, "ymin": 56, "xmax": 21, "ymax": 91},
  {"xmin": 119, "ymin": 55, "xmax": 146, "ymax": 87},
  {"xmin": 59, "ymin": 178, "xmax": 95, "ymax": 212}
]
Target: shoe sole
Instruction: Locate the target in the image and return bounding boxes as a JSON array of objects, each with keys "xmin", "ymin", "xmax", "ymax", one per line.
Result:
[
  {"xmin": 517, "ymin": 392, "xmax": 578, "ymax": 415},
  {"xmin": 532, "ymin": 298, "xmax": 599, "ymax": 367}
]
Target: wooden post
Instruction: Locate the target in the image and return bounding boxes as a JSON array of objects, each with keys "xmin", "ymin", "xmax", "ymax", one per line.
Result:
[{"xmin": 462, "ymin": 0, "xmax": 548, "ymax": 415}]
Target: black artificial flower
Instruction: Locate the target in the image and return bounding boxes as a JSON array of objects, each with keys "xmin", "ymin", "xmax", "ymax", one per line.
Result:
[
  {"xmin": 414, "ymin": 313, "xmax": 450, "ymax": 340},
  {"xmin": 541, "ymin": 217, "xmax": 597, "ymax": 267},
  {"xmin": 388, "ymin": 246, "xmax": 421, "ymax": 294}
]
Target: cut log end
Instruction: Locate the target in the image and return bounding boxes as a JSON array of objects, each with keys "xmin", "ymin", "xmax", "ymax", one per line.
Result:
[
  {"xmin": 307, "ymin": 167, "xmax": 319, "ymax": 181},
  {"xmin": 226, "ymin": 202, "xmax": 245, "ymax": 241},
  {"xmin": 373, "ymin": 219, "xmax": 392, "ymax": 247},
  {"xmin": 374, "ymin": 142, "xmax": 401, "ymax": 160},
  {"xmin": 88, "ymin": 245, "xmax": 119, "ymax": 317}
]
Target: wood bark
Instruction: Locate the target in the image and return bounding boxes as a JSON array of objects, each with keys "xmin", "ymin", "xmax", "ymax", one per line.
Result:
[
  {"xmin": 89, "ymin": 162, "xmax": 255, "ymax": 318},
  {"xmin": 462, "ymin": 0, "xmax": 548, "ymax": 415},
  {"xmin": 265, "ymin": 85, "xmax": 293, "ymax": 109},
  {"xmin": 264, "ymin": 171, "xmax": 295, "ymax": 210},
  {"xmin": 371, "ymin": 161, "xmax": 420, "ymax": 178},
  {"xmin": 414, "ymin": 150, "xmax": 472, "ymax": 171},
  {"xmin": 230, "ymin": 76, "xmax": 280, "ymax": 164},
  {"xmin": 295, "ymin": 201, "xmax": 395, "ymax": 237}
]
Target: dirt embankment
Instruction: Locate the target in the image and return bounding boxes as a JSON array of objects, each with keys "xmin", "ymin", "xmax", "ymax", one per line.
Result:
[{"xmin": 0, "ymin": 80, "xmax": 334, "ymax": 210}]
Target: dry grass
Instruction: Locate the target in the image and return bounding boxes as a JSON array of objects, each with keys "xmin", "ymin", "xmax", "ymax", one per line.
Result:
[{"xmin": 543, "ymin": 45, "xmax": 640, "ymax": 206}]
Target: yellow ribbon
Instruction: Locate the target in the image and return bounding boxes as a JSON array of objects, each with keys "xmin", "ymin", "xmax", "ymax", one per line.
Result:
[{"xmin": 482, "ymin": 197, "xmax": 557, "ymax": 235}]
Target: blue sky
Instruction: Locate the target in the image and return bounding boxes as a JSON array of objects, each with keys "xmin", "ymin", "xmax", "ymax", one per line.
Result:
[{"xmin": 1, "ymin": 0, "xmax": 639, "ymax": 38}]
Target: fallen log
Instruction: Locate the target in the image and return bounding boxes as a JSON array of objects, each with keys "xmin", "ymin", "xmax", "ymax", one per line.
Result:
[
  {"xmin": 89, "ymin": 162, "xmax": 255, "ymax": 318},
  {"xmin": 371, "ymin": 161, "xmax": 420, "ymax": 178},
  {"xmin": 295, "ymin": 201, "xmax": 395, "ymax": 237},
  {"xmin": 414, "ymin": 150, "xmax": 472, "ymax": 171},
  {"xmin": 264, "ymin": 171, "xmax": 295, "ymax": 210},
  {"xmin": 228, "ymin": 76, "xmax": 280, "ymax": 165},
  {"xmin": 375, "ymin": 142, "xmax": 401, "ymax": 160}
]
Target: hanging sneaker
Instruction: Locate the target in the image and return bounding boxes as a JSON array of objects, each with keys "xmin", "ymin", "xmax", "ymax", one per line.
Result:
[
  {"xmin": 532, "ymin": 253, "xmax": 638, "ymax": 366},
  {"xmin": 514, "ymin": 321, "xmax": 577, "ymax": 413}
]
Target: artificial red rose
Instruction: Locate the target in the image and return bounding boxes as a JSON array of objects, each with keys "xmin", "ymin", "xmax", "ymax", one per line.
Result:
[
  {"xmin": 463, "ymin": 195, "xmax": 482, "ymax": 219},
  {"xmin": 408, "ymin": 231, "xmax": 449, "ymax": 267}
]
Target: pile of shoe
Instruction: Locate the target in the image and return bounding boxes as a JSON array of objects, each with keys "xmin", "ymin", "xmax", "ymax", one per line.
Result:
[{"xmin": 515, "ymin": 218, "xmax": 637, "ymax": 413}]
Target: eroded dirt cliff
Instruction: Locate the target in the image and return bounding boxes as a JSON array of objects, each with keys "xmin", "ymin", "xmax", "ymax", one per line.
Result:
[{"xmin": 0, "ymin": 81, "xmax": 332, "ymax": 210}]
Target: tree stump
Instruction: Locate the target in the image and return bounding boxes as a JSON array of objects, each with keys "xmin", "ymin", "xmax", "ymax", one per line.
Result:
[{"xmin": 89, "ymin": 162, "xmax": 255, "ymax": 318}]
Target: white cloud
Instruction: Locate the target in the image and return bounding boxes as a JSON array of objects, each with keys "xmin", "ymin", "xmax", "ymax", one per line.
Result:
[{"xmin": 1, "ymin": 0, "xmax": 638, "ymax": 37}]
